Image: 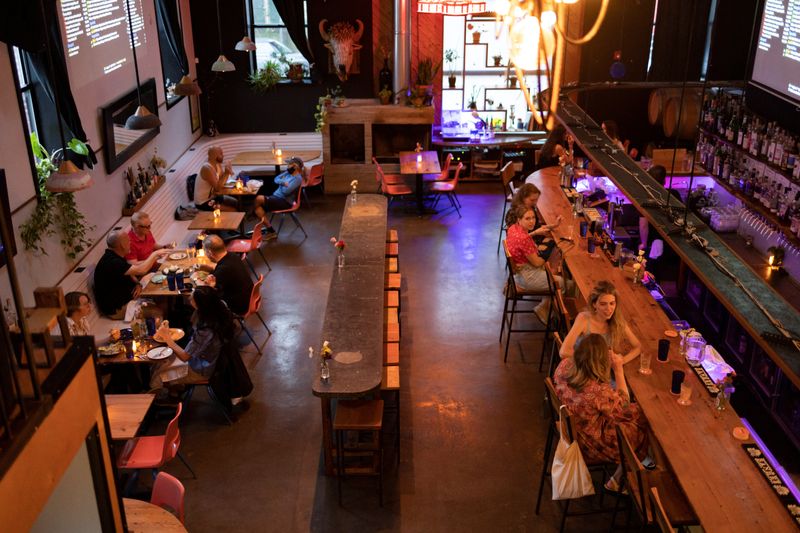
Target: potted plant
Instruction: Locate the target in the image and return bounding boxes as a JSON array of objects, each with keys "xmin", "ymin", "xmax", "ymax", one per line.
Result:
[
  {"xmin": 378, "ymin": 86, "xmax": 393, "ymax": 105},
  {"xmin": 415, "ymin": 57, "xmax": 441, "ymax": 106},
  {"xmin": 444, "ymin": 49, "xmax": 459, "ymax": 89},
  {"xmin": 20, "ymin": 133, "xmax": 94, "ymax": 260},
  {"xmin": 248, "ymin": 60, "xmax": 282, "ymax": 93},
  {"xmin": 331, "ymin": 85, "xmax": 346, "ymax": 107},
  {"xmin": 508, "ymin": 74, "xmax": 518, "ymax": 88},
  {"xmin": 409, "ymin": 86, "xmax": 426, "ymax": 108},
  {"xmin": 467, "ymin": 23, "xmax": 481, "ymax": 43},
  {"xmin": 492, "ymin": 54, "xmax": 503, "ymax": 67},
  {"xmin": 467, "ymin": 86, "xmax": 482, "ymax": 110},
  {"xmin": 315, "ymin": 93, "xmax": 332, "ymax": 133}
]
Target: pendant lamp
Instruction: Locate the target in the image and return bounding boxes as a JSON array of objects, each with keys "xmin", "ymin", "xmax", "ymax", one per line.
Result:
[
  {"xmin": 174, "ymin": 75, "xmax": 202, "ymax": 96},
  {"xmin": 124, "ymin": 0, "xmax": 162, "ymax": 129},
  {"xmin": 212, "ymin": 0, "xmax": 236, "ymax": 72},
  {"xmin": 37, "ymin": 0, "xmax": 92, "ymax": 192},
  {"xmin": 235, "ymin": 36, "xmax": 256, "ymax": 52}
]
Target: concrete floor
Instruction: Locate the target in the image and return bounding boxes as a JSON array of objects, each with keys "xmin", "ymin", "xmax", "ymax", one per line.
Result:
[{"xmin": 159, "ymin": 183, "xmax": 621, "ymax": 532}]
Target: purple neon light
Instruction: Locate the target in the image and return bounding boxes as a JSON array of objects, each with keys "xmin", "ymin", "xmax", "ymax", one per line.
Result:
[{"xmin": 741, "ymin": 417, "xmax": 800, "ymax": 502}]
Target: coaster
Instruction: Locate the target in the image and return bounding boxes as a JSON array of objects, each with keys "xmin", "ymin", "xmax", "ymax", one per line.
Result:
[
  {"xmin": 664, "ymin": 330, "xmax": 678, "ymax": 338},
  {"xmin": 334, "ymin": 351, "xmax": 363, "ymax": 364},
  {"xmin": 733, "ymin": 427, "xmax": 750, "ymax": 441}
]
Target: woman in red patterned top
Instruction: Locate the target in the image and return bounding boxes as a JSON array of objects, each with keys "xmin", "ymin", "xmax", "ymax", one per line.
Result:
[
  {"xmin": 504, "ymin": 204, "xmax": 562, "ymax": 322},
  {"xmin": 554, "ymin": 333, "xmax": 649, "ymax": 490}
]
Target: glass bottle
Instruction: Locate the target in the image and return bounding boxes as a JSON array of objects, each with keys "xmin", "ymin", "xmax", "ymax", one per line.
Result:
[{"xmin": 320, "ymin": 358, "xmax": 330, "ymax": 383}]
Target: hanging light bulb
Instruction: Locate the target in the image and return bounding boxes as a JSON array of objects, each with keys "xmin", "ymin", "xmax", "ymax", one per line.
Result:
[
  {"xmin": 509, "ymin": 15, "xmax": 540, "ymax": 70},
  {"xmin": 174, "ymin": 75, "xmax": 202, "ymax": 96},
  {"xmin": 124, "ymin": 0, "xmax": 161, "ymax": 130},
  {"xmin": 235, "ymin": 36, "xmax": 256, "ymax": 52},
  {"xmin": 541, "ymin": 10, "xmax": 557, "ymax": 28},
  {"xmin": 211, "ymin": 54, "xmax": 236, "ymax": 72},
  {"xmin": 45, "ymin": 160, "xmax": 93, "ymax": 193}
]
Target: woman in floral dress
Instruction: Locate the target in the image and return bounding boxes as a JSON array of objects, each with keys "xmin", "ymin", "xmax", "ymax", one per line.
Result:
[{"xmin": 554, "ymin": 333, "xmax": 648, "ymax": 490}]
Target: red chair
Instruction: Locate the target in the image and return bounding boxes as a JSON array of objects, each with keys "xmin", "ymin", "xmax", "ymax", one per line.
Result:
[
  {"xmin": 303, "ymin": 164, "xmax": 324, "ymax": 208},
  {"xmin": 377, "ymin": 164, "xmax": 414, "ymax": 207},
  {"xmin": 226, "ymin": 220, "xmax": 271, "ymax": 276},
  {"xmin": 117, "ymin": 404, "xmax": 195, "ymax": 493},
  {"xmin": 236, "ymin": 274, "xmax": 271, "ymax": 354},
  {"xmin": 423, "ymin": 153, "xmax": 452, "ymax": 182},
  {"xmin": 269, "ymin": 184, "xmax": 307, "ymax": 237},
  {"xmin": 372, "ymin": 157, "xmax": 404, "ymax": 192},
  {"xmin": 429, "ymin": 162, "xmax": 463, "ymax": 217},
  {"xmin": 151, "ymin": 472, "xmax": 185, "ymax": 524}
]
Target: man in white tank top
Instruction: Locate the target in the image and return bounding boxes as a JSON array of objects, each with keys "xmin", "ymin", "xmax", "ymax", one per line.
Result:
[{"xmin": 195, "ymin": 146, "xmax": 237, "ymax": 211}]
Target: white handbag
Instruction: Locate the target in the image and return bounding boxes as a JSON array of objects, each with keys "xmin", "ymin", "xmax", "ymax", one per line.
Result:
[{"xmin": 551, "ymin": 405, "xmax": 595, "ymax": 500}]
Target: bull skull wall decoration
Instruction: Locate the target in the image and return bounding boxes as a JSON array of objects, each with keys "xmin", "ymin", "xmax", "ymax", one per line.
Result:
[{"xmin": 319, "ymin": 19, "xmax": 364, "ymax": 81}]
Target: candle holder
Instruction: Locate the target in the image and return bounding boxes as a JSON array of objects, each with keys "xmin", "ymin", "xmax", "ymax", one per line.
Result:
[
  {"xmin": 213, "ymin": 208, "xmax": 221, "ymax": 219},
  {"xmin": 235, "ymin": 178, "xmax": 243, "ymax": 191},
  {"xmin": 275, "ymin": 148, "xmax": 282, "ymax": 157}
]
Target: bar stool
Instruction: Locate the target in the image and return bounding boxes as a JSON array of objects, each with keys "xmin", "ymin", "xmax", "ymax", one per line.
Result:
[
  {"xmin": 334, "ymin": 399, "xmax": 385, "ymax": 506},
  {"xmin": 385, "ymin": 242, "xmax": 398, "ymax": 257},
  {"xmin": 497, "ymin": 162, "xmax": 517, "ymax": 254},
  {"xmin": 385, "ymin": 273, "xmax": 401, "ymax": 290},
  {"xmin": 385, "ymin": 257, "xmax": 398, "ymax": 273},
  {"xmin": 386, "ymin": 229, "xmax": 398, "ymax": 243},
  {"xmin": 385, "ymin": 307, "xmax": 400, "ymax": 336},
  {"xmin": 384, "ymin": 289, "xmax": 400, "ymax": 311},
  {"xmin": 382, "ymin": 366, "xmax": 400, "ymax": 464},
  {"xmin": 384, "ymin": 342, "xmax": 399, "ymax": 366}
]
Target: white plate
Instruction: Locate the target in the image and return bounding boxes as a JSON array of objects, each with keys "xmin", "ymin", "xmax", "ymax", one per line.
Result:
[
  {"xmin": 168, "ymin": 252, "xmax": 188, "ymax": 260},
  {"xmin": 147, "ymin": 346, "xmax": 174, "ymax": 360}
]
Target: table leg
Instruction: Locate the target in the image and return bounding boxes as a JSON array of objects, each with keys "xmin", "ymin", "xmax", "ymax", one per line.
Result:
[
  {"xmin": 415, "ymin": 173, "xmax": 437, "ymax": 215},
  {"xmin": 321, "ymin": 397, "xmax": 335, "ymax": 476}
]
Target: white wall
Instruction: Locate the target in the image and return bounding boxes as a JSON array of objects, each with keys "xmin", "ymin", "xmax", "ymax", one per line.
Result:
[{"xmin": 0, "ymin": 0, "xmax": 200, "ymax": 305}]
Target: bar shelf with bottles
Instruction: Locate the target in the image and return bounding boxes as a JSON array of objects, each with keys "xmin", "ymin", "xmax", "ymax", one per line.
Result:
[{"xmin": 695, "ymin": 89, "xmax": 800, "ymax": 247}]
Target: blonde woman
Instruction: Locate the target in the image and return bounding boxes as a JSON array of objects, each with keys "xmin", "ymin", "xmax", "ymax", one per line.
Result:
[
  {"xmin": 554, "ymin": 334, "xmax": 648, "ymax": 491},
  {"xmin": 559, "ymin": 280, "xmax": 641, "ymax": 364}
]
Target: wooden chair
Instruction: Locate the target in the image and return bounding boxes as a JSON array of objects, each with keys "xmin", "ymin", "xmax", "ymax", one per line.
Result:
[
  {"xmin": 612, "ymin": 426, "xmax": 698, "ymax": 530},
  {"xmin": 429, "ymin": 163, "xmax": 464, "ymax": 217},
  {"xmin": 269, "ymin": 185, "xmax": 307, "ymax": 237},
  {"xmin": 226, "ymin": 220, "xmax": 271, "ymax": 276},
  {"xmin": 535, "ymin": 378, "xmax": 615, "ymax": 532},
  {"xmin": 235, "ymin": 274, "xmax": 271, "ymax": 354},
  {"xmin": 500, "ymin": 240, "xmax": 556, "ymax": 363},
  {"xmin": 649, "ymin": 487, "xmax": 676, "ymax": 533},
  {"xmin": 334, "ymin": 399, "xmax": 385, "ymax": 506},
  {"xmin": 497, "ymin": 161, "xmax": 517, "ymax": 254}
]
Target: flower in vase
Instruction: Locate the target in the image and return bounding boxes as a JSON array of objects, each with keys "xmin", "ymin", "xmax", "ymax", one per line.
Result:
[
  {"xmin": 321, "ymin": 340, "xmax": 332, "ymax": 359},
  {"xmin": 330, "ymin": 237, "xmax": 346, "ymax": 251},
  {"xmin": 350, "ymin": 180, "xmax": 358, "ymax": 189}
]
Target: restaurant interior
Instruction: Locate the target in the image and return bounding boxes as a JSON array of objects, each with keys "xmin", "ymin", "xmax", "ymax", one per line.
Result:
[{"xmin": 1, "ymin": 0, "xmax": 800, "ymax": 531}]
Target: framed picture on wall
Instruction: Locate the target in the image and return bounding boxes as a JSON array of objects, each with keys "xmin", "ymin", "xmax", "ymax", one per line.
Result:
[
  {"xmin": 190, "ymin": 80, "xmax": 201, "ymax": 133},
  {"xmin": 0, "ymin": 170, "xmax": 17, "ymax": 268}
]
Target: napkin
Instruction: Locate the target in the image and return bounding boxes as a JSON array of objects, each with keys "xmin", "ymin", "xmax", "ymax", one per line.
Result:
[
  {"xmin": 701, "ymin": 344, "xmax": 735, "ymax": 383},
  {"xmin": 140, "ymin": 272, "xmax": 155, "ymax": 288},
  {"xmin": 123, "ymin": 300, "xmax": 139, "ymax": 322},
  {"xmin": 159, "ymin": 358, "xmax": 189, "ymax": 383},
  {"xmin": 247, "ymin": 180, "xmax": 263, "ymax": 192}
]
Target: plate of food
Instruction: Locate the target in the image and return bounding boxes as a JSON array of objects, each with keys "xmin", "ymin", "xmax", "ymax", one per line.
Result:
[
  {"xmin": 168, "ymin": 252, "xmax": 188, "ymax": 261},
  {"xmin": 97, "ymin": 343, "xmax": 124, "ymax": 357},
  {"xmin": 191, "ymin": 270, "xmax": 209, "ymax": 282},
  {"xmin": 146, "ymin": 346, "xmax": 174, "ymax": 360},
  {"xmin": 152, "ymin": 273, "xmax": 166, "ymax": 284},
  {"xmin": 154, "ymin": 328, "xmax": 185, "ymax": 342}
]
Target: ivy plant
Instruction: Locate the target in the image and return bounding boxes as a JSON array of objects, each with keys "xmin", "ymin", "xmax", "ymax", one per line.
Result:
[{"xmin": 20, "ymin": 133, "xmax": 94, "ymax": 260}]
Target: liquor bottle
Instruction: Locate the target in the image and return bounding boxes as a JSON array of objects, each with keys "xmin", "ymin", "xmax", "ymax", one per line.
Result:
[
  {"xmin": 742, "ymin": 121, "xmax": 751, "ymax": 151},
  {"xmin": 726, "ymin": 112, "xmax": 738, "ymax": 142},
  {"xmin": 738, "ymin": 115, "xmax": 748, "ymax": 147}
]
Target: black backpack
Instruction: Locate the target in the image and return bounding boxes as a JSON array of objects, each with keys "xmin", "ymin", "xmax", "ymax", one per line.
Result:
[{"xmin": 186, "ymin": 173, "xmax": 197, "ymax": 201}]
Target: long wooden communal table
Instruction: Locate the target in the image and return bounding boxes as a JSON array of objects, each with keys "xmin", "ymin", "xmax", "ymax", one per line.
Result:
[
  {"xmin": 312, "ymin": 194, "xmax": 388, "ymax": 475},
  {"xmin": 529, "ymin": 167, "xmax": 797, "ymax": 532}
]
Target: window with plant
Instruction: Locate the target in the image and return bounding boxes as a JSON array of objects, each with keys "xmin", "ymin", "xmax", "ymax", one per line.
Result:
[{"xmin": 247, "ymin": 0, "xmax": 311, "ymax": 79}]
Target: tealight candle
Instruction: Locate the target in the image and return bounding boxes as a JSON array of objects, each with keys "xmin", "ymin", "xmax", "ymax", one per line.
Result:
[
  {"xmin": 235, "ymin": 178, "xmax": 243, "ymax": 190},
  {"xmin": 275, "ymin": 148, "xmax": 282, "ymax": 157},
  {"xmin": 769, "ymin": 255, "xmax": 775, "ymax": 266},
  {"xmin": 131, "ymin": 340, "xmax": 137, "ymax": 353},
  {"xmin": 198, "ymin": 248, "xmax": 205, "ymax": 258},
  {"xmin": 213, "ymin": 208, "xmax": 221, "ymax": 219},
  {"xmin": 416, "ymin": 154, "xmax": 422, "ymax": 163}
]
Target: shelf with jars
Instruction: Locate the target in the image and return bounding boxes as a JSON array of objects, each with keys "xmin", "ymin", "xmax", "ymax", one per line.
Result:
[{"xmin": 122, "ymin": 163, "xmax": 166, "ymax": 217}]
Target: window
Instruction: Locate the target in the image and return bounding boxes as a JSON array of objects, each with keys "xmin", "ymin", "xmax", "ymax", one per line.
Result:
[
  {"xmin": 11, "ymin": 47, "xmax": 40, "ymax": 148},
  {"xmin": 248, "ymin": 0, "xmax": 309, "ymax": 75},
  {"xmin": 155, "ymin": 0, "xmax": 188, "ymax": 109}
]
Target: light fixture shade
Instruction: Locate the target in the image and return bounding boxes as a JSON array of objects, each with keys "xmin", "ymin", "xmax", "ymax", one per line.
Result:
[
  {"xmin": 45, "ymin": 160, "xmax": 93, "ymax": 193},
  {"xmin": 235, "ymin": 36, "xmax": 256, "ymax": 51},
  {"xmin": 174, "ymin": 75, "xmax": 202, "ymax": 96},
  {"xmin": 125, "ymin": 105, "xmax": 162, "ymax": 130},
  {"xmin": 212, "ymin": 54, "xmax": 236, "ymax": 72}
]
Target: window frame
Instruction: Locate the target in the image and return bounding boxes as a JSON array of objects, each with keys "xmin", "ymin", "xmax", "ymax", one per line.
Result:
[
  {"xmin": 8, "ymin": 46, "xmax": 46, "ymax": 198},
  {"xmin": 155, "ymin": 0, "xmax": 187, "ymax": 110},
  {"xmin": 245, "ymin": 0, "xmax": 310, "ymax": 78}
]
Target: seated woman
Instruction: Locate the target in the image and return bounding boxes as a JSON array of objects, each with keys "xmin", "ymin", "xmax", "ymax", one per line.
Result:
[
  {"xmin": 559, "ymin": 280, "xmax": 641, "ymax": 364},
  {"xmin": 253, "ymin": 157, "xmax": 304, "ymax": 238},
  {"xmin": 554, "ymin": 333, "xmax": 649, "ymax": 490},
  {"xmin": 505, "ymin": 204, "xmax": 563, "ymax": 322},
  {"xmin": 150, "ymin": 286, "xmax": 237, "ymax": 390},
  {"xmin": 65, "ymin": 291, "xmax": 92, "ymax": 336},
  {"xmin": 510, "ymin": 184, "xmax": 563, "ymax": 257},
  {"xmin": 537, "ymin": 125, "xmax": 574, "ymax": 169}
]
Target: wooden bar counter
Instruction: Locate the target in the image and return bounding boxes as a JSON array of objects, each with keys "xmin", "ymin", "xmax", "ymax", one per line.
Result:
[
  {"xmin": 312, "ymin": 194, "xmax": 388, "ymax": 475},
  {"xmin": 529, "ymin": 167, "xmax": 797, "ymax": 532}
]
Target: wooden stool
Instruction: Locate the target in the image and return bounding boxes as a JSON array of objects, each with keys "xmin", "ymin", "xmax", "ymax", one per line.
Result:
[
  {"xmin": 385, "ymin": 242, "xmax": 398, "ymax": 257},
  {"xmin": 334, "ymin": 399, "xmax": 384, "ymax": 506},
  {"xmin": 385, "ymin": 323, "xmax": 399, "ymax": 343},
  {"xmin": 385, "ymin": 273, "xmax": 401, "ymax": 290},
  {"xmin": 382, "ymin": 367, "xmax": 400, "ymax": 464},
  {"xmin": 385, "ymin": 257, "xmax": 398, "ymax": 273},
  {"xmin": 384, "ymin": 289, "xmax": 399, "ymax": 310},
  {"xmin": 384, "ymin": 342, "xmax": 399, "ymax": 366},
  {"xmin": 386, "ymin": 229, "xmax": 398, "ymax": 243},
  {"xmin": 385, "ymin": 307, "xmax": 400, "ymax": 336}
]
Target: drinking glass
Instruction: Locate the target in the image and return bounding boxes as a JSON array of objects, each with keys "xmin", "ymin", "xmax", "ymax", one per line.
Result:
[
  {"xmin": 670, "ymin": 370, "xmax": 685, "ymax": 395},
  {"xmin": 657, "ymin": 339, "xmax": 670, "ymax": 362},
  {"xmin": 638, "ymin": 351, "xmax": 653, "ymax": 375},
  {"xmin": 579, "ymin": 221, "xmax": 588, "ymax": 237},
  {"xmin": 170, "ymin": 241, "xmax": 177, "ymax": 249},
  {"xmin": 677, "ymin": 383, "xmax": 693, "ymax": 406},
  {"xmin": 685, "ymin": 337, "xmax": 706, "ymax": 366}
]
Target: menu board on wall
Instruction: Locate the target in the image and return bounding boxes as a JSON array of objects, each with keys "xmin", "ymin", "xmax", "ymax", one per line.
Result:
[{"xmin": 751, "ymin": 0, "xmax": 800, "ymax": 102}]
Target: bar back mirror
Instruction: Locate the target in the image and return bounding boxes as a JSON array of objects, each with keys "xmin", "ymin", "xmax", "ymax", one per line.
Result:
[{"xmin": 101, "ymin": 78, "xmax": 160, "ymax": 173}]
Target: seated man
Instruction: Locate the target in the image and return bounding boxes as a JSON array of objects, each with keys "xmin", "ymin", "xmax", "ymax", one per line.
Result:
[
  {"xmin": 94, "ymin": 230, "xmax": 170, "ymax": 318},
  {"xmin": 198, "ymin": 234, "xmax": 253, "ymax": 316},
  {"xmin": 253, "ymin": 157, "xmax": 304, "ymax": 239},
  {"xmin": 195, "ymin": 146, "xmax": 238, "ymax": 212},
  {"xmin": 126, "ymin": 211, "xmax": 172, "ymax": 262}
]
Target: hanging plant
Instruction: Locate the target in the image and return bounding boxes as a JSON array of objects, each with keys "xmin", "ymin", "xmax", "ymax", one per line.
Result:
[{"xmin": 20, "ymin": 133, "xmax": 94, "ymax": 260}]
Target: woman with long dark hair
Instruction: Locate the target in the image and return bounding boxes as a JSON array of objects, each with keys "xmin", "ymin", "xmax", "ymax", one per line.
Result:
[
  {"xmin": 151, "ymin": 286, "xmax": 237, "ymax": 388},
  {"xmin": 537, "ymin": 125, "xmax": 574, "ymax": 169}
]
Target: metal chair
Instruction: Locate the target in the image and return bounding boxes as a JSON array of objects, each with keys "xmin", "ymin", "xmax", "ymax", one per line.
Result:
[
  {"xmin": 497, "ymin": 162, "xmax": 517, "ymax": 254},
  {"xmin": 303, "ymin": 163, "xmax": 324, "ymax": 207},
  {"xmin": 269, "ymin": 184, "xmax": 307, "ymax": 237},
  {"xmin": 226, "ymin": 220, "xmax": 271, "ymax": 276},
  {"xmin": 235, "ymin": 274, "xmax": 271, "ymax": 355},
  {"xmin": 429, "ymin": 163, "xmax": 464, "ymax": 217},
  {"xmin": 423, "ymin": 153, "xmax": 452, "ymax": 181},
  {"xmin": 151, "ymin": 472, "xmax": 185, "ymax": 524},
  {"xmin": 372, "ymin": 157, "xmax": 405, "ymax": 191}
]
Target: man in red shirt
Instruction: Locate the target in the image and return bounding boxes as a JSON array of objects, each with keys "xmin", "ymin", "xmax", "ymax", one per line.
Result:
[{"xmin": 126, "ymin": 212, "xmax": 170, "ymax": 262}]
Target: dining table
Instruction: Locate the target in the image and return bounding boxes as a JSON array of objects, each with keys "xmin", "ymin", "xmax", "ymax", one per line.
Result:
[
  {"xmin": 123, "ymin": 498, "xmax": 186, "ymax": 532},
  {"xmin": 188, "ymin": 211, "xmax": 245, "ymax": 232},
  {"xmin": 312, "ymin": 194, "xmax": 388, "ymax": 475},
  {"xmin": 527, "ymin": 167, "xmax": 798, "ymax": 532},
  {"xmin": 141, "ymin": 254, "xmax": 212, "ymax": 297},
  {"xmin": 399, "ymin": 150, "xmax": 440, "ymax": 215},
  {"xmin": 231, "ymin": 149, "xmax": 321, "ymax": 174},
  {"xmin": 105, "ymin": 393, "xmax": 155, "ymax": 440}
]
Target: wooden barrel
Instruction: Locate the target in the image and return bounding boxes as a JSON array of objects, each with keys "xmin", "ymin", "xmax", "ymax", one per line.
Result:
[
  {"xmin": 663, "ymin": 93, "xmax": 701, "ymax": 139},
  {"xmin": 648, "ymin": 89, "xmax": 682, "ymax": 125}
]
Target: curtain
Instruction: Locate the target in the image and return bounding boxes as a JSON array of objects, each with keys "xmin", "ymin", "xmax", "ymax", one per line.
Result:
[
  {"xmin": 648, "ymin": 0, "xmax": 711, "ymax": 82},
  {"xmin": 156, "ymin": 0, "xmax": 190, "ymax": 75},
  {"xmin": 272, "ymin": 0, "xmax": 314, "ymax": 64}
]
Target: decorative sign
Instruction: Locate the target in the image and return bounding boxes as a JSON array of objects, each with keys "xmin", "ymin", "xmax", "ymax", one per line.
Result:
[{"xmin": 742, "ymin": 444, "xmax": 800, "ymax": 529}]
